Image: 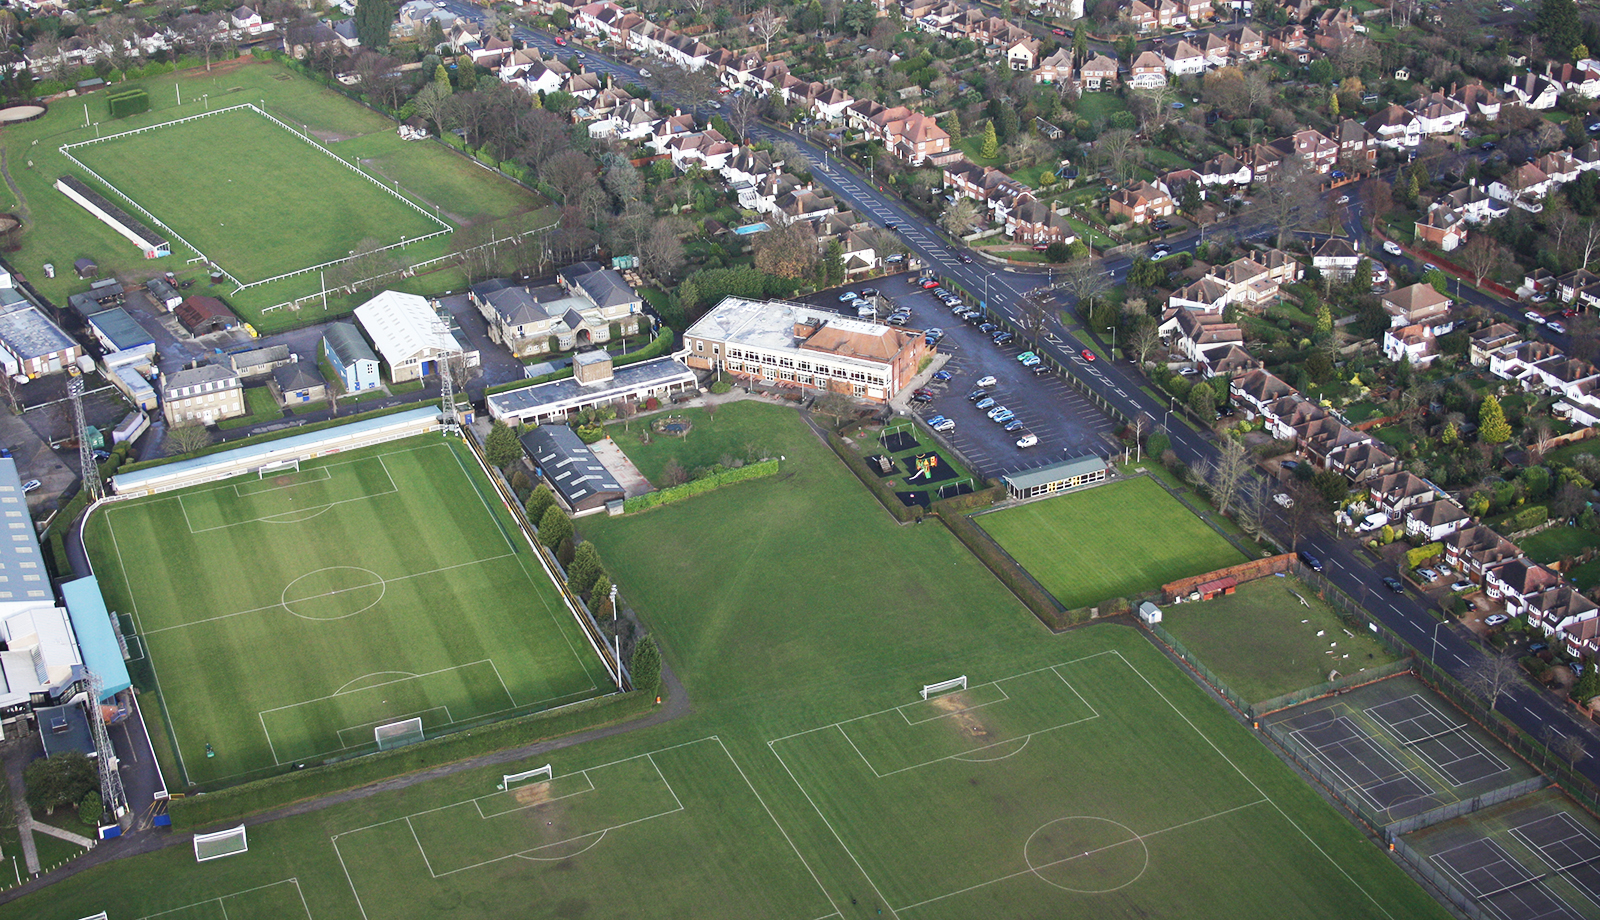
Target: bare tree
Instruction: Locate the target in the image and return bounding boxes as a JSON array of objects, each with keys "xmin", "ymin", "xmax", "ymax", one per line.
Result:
[
  {"xmin": 638, "ymin": 217, "xmax": 688, "ymax": 280},
  {"xmin": 1254, "ymin": 162, "xmax": 1322, "ymax": 248},
  {"xmin": 1465, "ymin": 651, "xmax": 1520, "ymax": 713},
  {"xmin": 1092, "ymin": 128, "xmax": 1142, "ymax": 186},
  {"xmin": 940, "ymin": 198, "xmax": 981, "ymax": 237},
  {"xmin": 750, "ymin": 7, "xmax": 785, "ymax": 52},
  {"xmin": 1549, "ymin": 730, "xmax": 1589, "ymax": 769},
  {"xmin": 1206, "ymin": 436, "xmax": 1251, "ymax": 516},
  {"xmin": 1237, "ymin": 477, "xmax": 1270, "ymax": 539},
  {"xmin": 724, "ymin": 91, "xmax": 760, "ymax": 142},
  {"xmin": 1578, "ymin": 218, "xmax": 1600, "ymax": 267},
  {"xmin": 1461, "ymin": 233, "xmax": 1506, "ymax": 285},
  {"xmin": 0, "ymin": 372, "xmax": 20, "ymax": 416},
  {"xmin": 1130, "ymin": 320, "xmax": 1163, "ymax": 366},
  {"xmin": 166, "ymin": 423, "xmax": 214, "ymax": 456},
  {"xmin": 1243, "ymin": 69, "xmax": 1274, "ymax": 116},
  {"xmin": 1017, "ymin": 291, "xmax": 1053, "ymax": 348},
  {"xmin": 1281, "ymin": 479, "xmax": 1325, "ymax": 551},
  {"xmin": 1057, "ymin": 258, "xmax": 1111, "ymax": 316},
  {"xmin": 656, "ymin": 62, "xmax": 719, "ymax": 113}
]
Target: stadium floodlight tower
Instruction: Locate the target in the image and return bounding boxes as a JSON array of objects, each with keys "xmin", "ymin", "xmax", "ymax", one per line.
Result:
[
  {"xmin": 86, "ymin": 670, "xmax": 128, "ymax": 823},
  {"xmin": 439, "ymin": 353, "xmax": 456, "ymax": 432},
  {"xmin": 70, "ymin": 376, "xmax": 103, "ymax": 503}
]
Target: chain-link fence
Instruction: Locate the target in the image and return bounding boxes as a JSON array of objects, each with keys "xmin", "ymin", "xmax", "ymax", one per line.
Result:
[
  {"xmin": 1252, "ymin": 659, "xmax": 1415, "ymax": 718},
  {"xmin": 1391, "ymin": 835, "xmax": 1493, "ymax": 920},
  {"xmin": 1385, "ymin": 777, "xmax": 1551, "ymax": 836},
  {"xmin": 1145, "ymin": 620, "xmax": 1252, "ymax": 716}
]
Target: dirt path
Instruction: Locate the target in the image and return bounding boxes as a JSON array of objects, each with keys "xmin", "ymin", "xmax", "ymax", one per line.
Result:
[{"xmin": 0, "ymin": 657, "xmax": 691, "ymax": 907}]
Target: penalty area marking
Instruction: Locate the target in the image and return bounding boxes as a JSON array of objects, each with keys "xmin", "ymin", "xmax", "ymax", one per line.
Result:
[{"xmin": 134, "ymin": 878, "xmax": 313, "ymax": 920}]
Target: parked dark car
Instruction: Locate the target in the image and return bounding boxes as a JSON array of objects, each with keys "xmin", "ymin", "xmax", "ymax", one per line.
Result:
[
  {"xmin": 1382, "ymin": 577, "xmax": 1405, "ymax": 593},
  {"xmin": 1298, "ymin": 550, "xmax": 1324, "ymax": 572}
]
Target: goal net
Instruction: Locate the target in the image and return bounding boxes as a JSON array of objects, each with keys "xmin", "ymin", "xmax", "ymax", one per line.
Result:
[
  {"xmin": 375, "ymin": 717, "xmax": 425, "ymax": 751},
  {"xmin": 499, "ymin": 764, "xmax": 553, "ymax": 791},
  {"xmin": 258, "ymin": 458, "xmax": 300, "ymax": 478},
  {"xmin": 77, "ymin": 914, "xmax": 110, "ymax": 920},
  {"xmin": 921, "ymin": 676, "xmax": 967, "ymax": 700},
  {"xmin": 193, "ymin": 825, "xmax": 248, "ymax": 862}
]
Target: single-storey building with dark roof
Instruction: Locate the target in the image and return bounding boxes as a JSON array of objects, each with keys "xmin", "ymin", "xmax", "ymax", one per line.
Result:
[
  {"xmin": 519, "ymin": 425, "xmax": 625, "ymax": 515},
  {"xmin": 1001, "ymin": 454, "xmax": 1108, "ymax": 500},
  {"xmin": 271, "ymin": 361, "xmax": 327, "ymax": 406},
  {"xmin": 175, "ymin": 295, "xmax": 239, "ymax": 336},
  {"xmin": 86, "ymin": 307, "xmax": 156, "ymax": 360}
]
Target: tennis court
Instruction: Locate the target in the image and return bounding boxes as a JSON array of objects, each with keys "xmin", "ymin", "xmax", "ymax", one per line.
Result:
[
  {"xmin": 1432, "ymin": 837, "xmax": 1581, "ymax": 920},
  {"xmin": 1514, "ymin": 814, "xmax": 1600, "ymax": 907},
  {"xmin": 1263, "ymin": 675, "xmax": 1531, "ymax": 824}
]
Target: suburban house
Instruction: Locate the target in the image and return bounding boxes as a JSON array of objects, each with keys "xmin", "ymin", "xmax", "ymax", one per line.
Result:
[
  {"xmin": 1108, "ymin": 181, "xmax": 1175, "ymax": 224},
  {"xmin": 1381, "ymin": 284, "xmax": 1452, "ymax": 328},
  {"xmin": 1078, "ymin": 54, "xmax": 1118, "ymax": 91},
  {"xmin": 1311, "ymin": 237, "xmax": 1361, "ymax": 279},
  {"xmin": 1129, "ymin": 51, "xmax": 1166, "ymax": 88},
  {"xmin": 1403, "ymin": 498, "xmax": 1471, "ymax": 542},
  {"xmin": 1485, "ymin": 558, "xmax": 1563, "ymax": 620},
  {"xmin": 160, "ymin": 363, "xmax": 244, "ymax": 426},
  {"xmin": 1383, "ymin": 324, "xmax": 1440, "ymax": 367},
  {"xmin": 1034, "ymin": 48, "xmax": 1073, "ymax": 84},
  {"xmin": 322, "ymin": 321, "xmax": 381, "ymax": 393},
  {"xmin": 1444, "ymin": 524, "xmax": 1521, "ymax": 583}
]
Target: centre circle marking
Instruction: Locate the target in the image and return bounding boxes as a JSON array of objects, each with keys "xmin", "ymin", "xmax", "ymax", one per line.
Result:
[
  {"xmin": 1023, "ymin": 816, "xmax": 1149, "ymax": 894},
  {"xmin": 281, "ymin": 566, "xmax": 386, "ymax": 620}
]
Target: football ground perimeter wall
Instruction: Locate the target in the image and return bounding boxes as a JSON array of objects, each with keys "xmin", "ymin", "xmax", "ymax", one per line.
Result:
[{"xmin": 109, "ymin": 406, "xmax": 444, "ymax": 496}]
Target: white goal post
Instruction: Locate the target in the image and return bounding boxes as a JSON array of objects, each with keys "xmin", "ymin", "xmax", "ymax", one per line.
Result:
[
  {"xmin": 258, "ymin": 458, "xmax": 301, "ymax": 478},
  {"xmin": 374, "ymin": 717, "xmax": 425, "ymax": 751},
  {"xmin": 921, "ymin": 676, "xmax": 967, "ymax": 700},
  {"xmin": 193, "ymin": 825, "xmax": 248, "ymax": 862},
  {"xmin": 499, "ymin": 764, "xmax": 553, "ymax": 791}
]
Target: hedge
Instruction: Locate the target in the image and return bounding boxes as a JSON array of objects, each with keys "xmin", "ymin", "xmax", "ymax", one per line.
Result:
[
  {"xmin": 106, "ymin": 87, "xmax": 149, "ymax": 119},
  {"xmin": 929, "ymin": 483, "xmax": 1004, "ymax": 516},
  {"xmin": 169, "ymin": 691, "xmax": 652, "ymax": 829},
  {"xmin": 624, "ymin": 458, "xmax": 779, "ymax": 512},
  {"xmin": 116, "ymin": 403, "xmax": 421, "ymax": 475},
  {"xmin": 936, "ymin": 509, "xmax": 1068, "ymax": 629},
  {"xmin": 822, "ymin": 429, "xmax": 919, "ymax": 523},
  {"xmin": 1511, "ymin": 505, "xmax": 1549, "ymax": 531},
  {"xmin": 1405, "ymin": 542, "xmax": 1444, "ymax": 569}
]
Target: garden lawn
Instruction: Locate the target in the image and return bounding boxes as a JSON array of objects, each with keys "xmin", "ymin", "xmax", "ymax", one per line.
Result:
[
  {"xmin": 217, "ymin": 386, "xmax": 284, "ymax": 430},
  {"xmin": 1518, "ymin": 525, "xmax": 1600, "ymax": 565},
  {"xmin": 976, "ymin": 476, "xmax": 1246, "ymax": 608},
  {"xmin": 608, "ymin": 400, "xmax": 788, "ymax": 486},
  {"xmin": 1159, "ymin": 576, "xmax": 1401, "ymax": 703}
]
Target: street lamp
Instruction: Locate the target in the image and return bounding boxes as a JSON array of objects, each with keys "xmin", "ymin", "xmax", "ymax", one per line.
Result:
[{"xmin": 1431, "ymin": 618, "xmax": 1447, "ymax": 665}]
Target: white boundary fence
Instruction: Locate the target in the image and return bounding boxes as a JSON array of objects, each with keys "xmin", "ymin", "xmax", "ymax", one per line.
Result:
[{"xmin": 60, "ymin": 102, "xmax": 452, "ymax": 293}]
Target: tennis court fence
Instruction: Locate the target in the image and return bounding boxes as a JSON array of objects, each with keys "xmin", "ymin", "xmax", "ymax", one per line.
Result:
[
  {"xmin": 1391, "ymin": 834, "xmax": 1493, "ymax": 920},
  {"xmin": 1386, "ymin": 776, "xmax": 1551, "ymax": 836}
]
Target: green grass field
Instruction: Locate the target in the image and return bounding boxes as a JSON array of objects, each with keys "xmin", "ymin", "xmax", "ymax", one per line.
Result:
[
  {"xmin": 84, "ymin": 437, "xmax": 612, "ymax": 787},
  {"xmin": 976, "ymin": 476, "xmax": 1247, "ymax": 609},
  {"xmin": 1159, "ymin": 576, "xmax": 1402, "ymax": 703},
  {"xmin": 69, "ymin": 107, "xmax": 446, "ymax": 283},
  {"xmin": 17, "ymin": 403, "xmax": 1451, "ymax": 920},
  {"xmin": 0, "ymin": 58, "xmax": 549, "ymax": 329},
  {"xmin": 608, "ymin": 401, "xmax": 787, "ymax": 486}
]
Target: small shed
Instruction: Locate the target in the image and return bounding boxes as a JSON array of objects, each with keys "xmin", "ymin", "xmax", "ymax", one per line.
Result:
[
  {"xmin": 74, "ymin": 257, "xmax": 98, "ymax": 279},
  {"xmin": 1194, "ymin": 576, "xmax": 1237, "ymax": 601},
  {"xmin": 271, "ymin": 361, "xmax": 327, "ymax": 406},
  {"xmin": 35, "ymin": 704, "xmax": 95, "ymax": 759},
  {"xmin": 145, "ymin": 277, "xmax": 183, "ymax": 311},
  {"xmin": 174, "ymin": 295, "xmax": 238, "ymax": 336},
  {"xmin": 1138, "ymin": 601, "xmax": 1163, "ymax": 625}
]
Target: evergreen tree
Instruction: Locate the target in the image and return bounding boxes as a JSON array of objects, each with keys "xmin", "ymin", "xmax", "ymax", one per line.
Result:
[
  {"xmin": 1480, "ymin": 395, "xmax": 1513, "ymax": 445},
  {"xmin": 538, "ymin": 505, "xmax": 572, "ymax": 550},
  {"xmin": 1072, "ymin": 28, "xmax": 1087, "ymax": 64},
  {"xmin": 434, "ymin": 63, "xmax": 452, "ymax": 94},
  {"xmin": 1536, "ymin": 0, "xmax": 1581, "ymax": 59},
  {"xmin": 566, "ymin": 542, "xmax": 605, "ymax": 598},
  {"xmin": 355, "ymin": 0, "xmax": 396, "ymax": 52},
  {"xmin": 526, "ymin": 484, "xmax": 556, "ymax": 524},
  {"xmin": 484, "ymin": 420, "xmax": 521, "ymax": 468},
  {"xmin": 631, "ymin": 635, "xmax": 662, "ymax": 693},
  {"xmin": 939, "ymin": 112, "xmax": 961, "ymax": 143},
  {"xmin": 979, "ymin": 120, "xmax": 999, "ymax": 159},
  {"xmin": 588, "ymin": 573, "xmax": 613, "ymax": 614},
  {"xmin": 1329, "ymin": 92, "xmax": 1339, "ymax": 117},
  {"xmin": 1188, "ymin": 381, "xmax": 1217, "ymax": 417},
  {"xmin": 1315, "ymin": 303, "xmax": 1333, "ymax": 337}
]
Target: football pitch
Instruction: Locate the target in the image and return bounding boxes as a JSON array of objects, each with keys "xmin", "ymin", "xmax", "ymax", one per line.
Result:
[
  {"xmin": 976, "ymin": 475, "xmax": 1247, "ymax": 609},
  {"xmin": 84, "ymin": 437, "xmax": 613, "ymax": 787},
  {"xmin": 66, "ymin": 105, "xmax": 448, "ymax": 285}
]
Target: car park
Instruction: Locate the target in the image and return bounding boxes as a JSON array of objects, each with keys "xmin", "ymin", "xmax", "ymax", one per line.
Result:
[
  {"xmin": 1485, "ymin": 613, "xmax": 1510, "ymax": 627},
  {"xmin": 1019, "ymin": 354, "xmax": 1042, "ymax": 366},
  {"xmin": 992, "ymin": 331, "xmax": 1014, "ymax": 345},
  {"xmin": 888, "ymin": 314, "xmax": 909, "ymax": 326},
  {"xmin": 963, "ymin": 311, "xmax": 984, "ymax": 324},
  {"xmin": 1031, "ymin": 364, "xmax": 1052, "ymax": 376},
  {"xmin": 975, "ymin": 397, "xmax": 996, "ymax": 410},
  {"xmin": 1017, "ymin": 351, "xmax": 1036, "ymax": 363},
  {"xmin": 1383, "ymin": 240, "xmax": 1403, "ymax": 255},
  {"xmin": 1016, "ymin": 433, "xmax": 1038, "ymax": 448},
  {"xmin": 925, "ymin": 327, "xmax": 944, "ymax": 339},
  {"xmin": 1382, "ymin": 577, "xmax": 1405, "ymax": 593},
  {"xmin": 991, "ymin": 409, "xmax": 1016, "ymax": 424},
  {"xmin": 987, "ymin": 405, "xmax": 1010, "ymax": 420},
  {"xmin": 975, "ymin": 375, "xmax": 997, "ymax": 388},
  {"xmin": 911, "ymin": 392, "xmax": 934, "ymax": 403},
  {"xmin": 978, "ymin": 322, "xmax": 998, "ymax": 335},
  {"xmin": 921, "ymin": 279, "xmax": 940, "ymax": 289},
  {"xmin": 857, "ymin": 305, "xmax": 876, "ymax": 319},
  {"xmin": 838, "ymin": 291, "xmax": 857, "ymax": 302},
  {"xmin": 21, "ymin": 479, "xmax": 40, "ymax": 493},
  {"xmin": 933, "ymin": 418, "xmax": 956, "ymax": 432},
  {"xmin": 915, "ymin": 387, "xmax": 935, "ymax": 398},
  {"xmin": 967, "ymin": 388, "xmax": 990, "ymax": 401},
  {"xmin": 1003, "ymin": 419, "xmax": 1026, "ymax": 431},
  {"xmin": 933, "ymin": 370, "xmax": 953, "ymax": 381},
  {"xmin": 860, "ymin": 288, "xmax": 878, "ymax": 297},
  {"xmin": 1450, "ymin": 580, "xmax": 1474, "ymax": 593}
]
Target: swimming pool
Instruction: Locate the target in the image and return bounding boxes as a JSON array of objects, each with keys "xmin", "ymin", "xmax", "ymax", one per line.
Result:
[{"xmin": 732, "ymin": 222, "xmax": 771, "ymax": 235}]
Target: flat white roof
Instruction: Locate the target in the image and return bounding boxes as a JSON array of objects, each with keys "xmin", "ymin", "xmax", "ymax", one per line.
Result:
[{"xmin": 353, "ymin": 290, "xmax": 461, "ymax": 364}]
